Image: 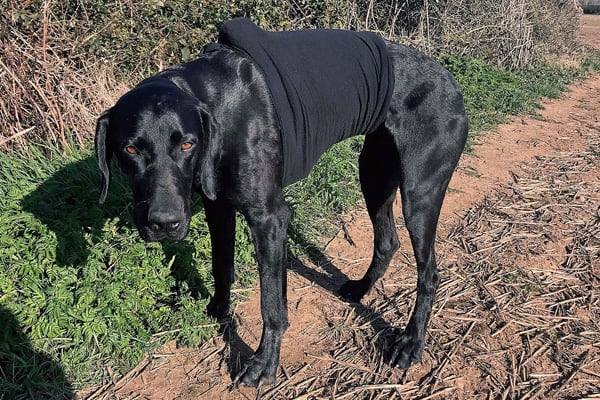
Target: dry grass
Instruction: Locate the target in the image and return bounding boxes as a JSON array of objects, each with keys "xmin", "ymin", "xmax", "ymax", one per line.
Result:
[
  {"xmin": 0, "ymin": 7, "xmax": 127, "ymax": 152},
  {"xmin": 245, "ymin": 130, "xmax": 600, "ymax": 399},
  {"xmin": 429, "ymin": 0, "xmax": 583, "ymax": 69},
  {"xmin": 243, "ymin": 0, "xmax": 587, "ymax": 69},
  {"xmin": 348, "ymin": 0, "xmax": 583, "ymax": 69}
]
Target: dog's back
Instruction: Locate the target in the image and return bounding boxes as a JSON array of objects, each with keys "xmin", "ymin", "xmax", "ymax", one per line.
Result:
[{"xmin": 218, "ymin": 17, "xmax": 395, "ymax": 185}]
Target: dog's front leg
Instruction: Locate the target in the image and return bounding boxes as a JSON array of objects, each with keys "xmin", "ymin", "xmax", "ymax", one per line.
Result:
[
  {"xmin": 235, "ymin": 197, "xmax": 291, "ymax": 387},
  {"xmin": 203, "ymin": 196, "xmax": 236, "ymax": 319}
]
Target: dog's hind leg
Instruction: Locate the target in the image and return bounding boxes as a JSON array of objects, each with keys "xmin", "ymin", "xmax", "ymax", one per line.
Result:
[
  {"xmin": 387, "ymin": 113, "xmax": 466, "ymax": 368},
  {"xmin": 339, "ymin": 127, "xmax": 401, "ymax": 302}
]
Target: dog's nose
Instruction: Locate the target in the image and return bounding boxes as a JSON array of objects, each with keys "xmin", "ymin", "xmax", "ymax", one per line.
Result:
[{"xmin": 147, "ymin": 209, "xmax": 181, "ymax": 233}]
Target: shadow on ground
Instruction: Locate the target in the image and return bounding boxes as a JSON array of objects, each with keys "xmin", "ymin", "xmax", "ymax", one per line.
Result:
[
  {"xmin": 0, "ymin": 306, "xmax": 74, "ymax": 399},
  {"xmin": 287, "ymin": 225, "xmax": 406, "ymax": 366},
  {"xmin": 20, "ymin": 156, "xmax": 208, "ymax": 299}
]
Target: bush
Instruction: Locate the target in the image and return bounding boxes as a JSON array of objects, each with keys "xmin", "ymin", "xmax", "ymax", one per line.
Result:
[
  {"xmin": 0, "ymin": 0, "xmax": 587, "ymax": 151},
  {"xmin": 416, "ymin": 0, "xmax": 583, "ymax": 69}
]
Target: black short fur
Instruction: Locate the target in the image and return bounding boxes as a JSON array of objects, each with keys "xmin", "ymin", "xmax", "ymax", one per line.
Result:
[{"xmin": 95, "ymin": 34, "xmax": 468, "ymax": 387}]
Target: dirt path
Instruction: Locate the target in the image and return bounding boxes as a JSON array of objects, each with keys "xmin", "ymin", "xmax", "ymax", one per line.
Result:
[{"xmin": 81, "ymin": 15, "xmax": 600, "ymax": 400}]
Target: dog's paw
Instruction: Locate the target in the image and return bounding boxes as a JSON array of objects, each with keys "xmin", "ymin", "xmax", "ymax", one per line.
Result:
[
  {"xmin": 234, "ymin": 355, "xmax": 277, "ymax": 388},
  {"xmin": 339, "ymin": 279, "xmax": 369, "ymax": 302},
  {"xmin": 387, "ymin": 332, "xmax": 424, "ymax": 369},
  {"xmin": 206, "ymin": 296, "xmax": 229, "ymax": 320}
]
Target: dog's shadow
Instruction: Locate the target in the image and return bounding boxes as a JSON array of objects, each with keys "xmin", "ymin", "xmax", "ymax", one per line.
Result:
[
  {"xmin": 286, "ymin": 226, "xmax": 402, "ymax": 363},
  {"xmin": 20, "ymin": 156, "xmax": 209, "ymax": 299}
]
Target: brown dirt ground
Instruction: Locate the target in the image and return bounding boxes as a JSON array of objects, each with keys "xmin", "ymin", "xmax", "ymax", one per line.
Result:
[{"xmin": 80, "ymin": 14, "xmax": 600, "ymax": 400}]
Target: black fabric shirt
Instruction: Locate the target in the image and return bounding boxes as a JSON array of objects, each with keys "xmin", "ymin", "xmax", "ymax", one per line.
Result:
[{"xmin": 218, "ymin": 18, "xmax": 395, "ymax": 186}]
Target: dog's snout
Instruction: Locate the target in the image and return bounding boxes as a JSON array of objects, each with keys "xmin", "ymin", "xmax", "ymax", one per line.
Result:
[
  {"xmin": 147, "ymin": 208, "xmax": 182, "ymax": 234},
  {"xmin": 135, "ymin": 201, "xmax": 189, "ymax": 242}
]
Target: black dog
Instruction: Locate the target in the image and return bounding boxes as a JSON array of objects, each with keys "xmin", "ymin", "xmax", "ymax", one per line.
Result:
[{"xmin": 95, "ymin": 18, "xmax": 467, "ymax": 387}]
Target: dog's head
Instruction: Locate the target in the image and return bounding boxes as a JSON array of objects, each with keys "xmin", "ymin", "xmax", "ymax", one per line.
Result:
[{"xmin": 95, "ymin": 79, "xmax": 220, "ymax": 242}]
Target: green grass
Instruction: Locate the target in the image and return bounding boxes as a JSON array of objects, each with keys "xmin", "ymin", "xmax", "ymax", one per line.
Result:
[
  {"xmin": 2, "ymin": 52, "xmax": 600, "ymax": 397},
  {"xmin": 0, "ymin": 145, "xmax": 255, "ymax": 396},
  {"xmin": 286, "ymin": 137, "xmax": 364, "ymax": 238},
  {"xmin": 440, "ymin": 50, "xmax": 600, "ymax": 149}
]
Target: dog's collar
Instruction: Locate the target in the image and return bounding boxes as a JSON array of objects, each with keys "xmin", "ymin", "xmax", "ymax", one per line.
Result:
[{"xmin": 201, "ymin": 43, "xmax": 225, "ymax": 55}]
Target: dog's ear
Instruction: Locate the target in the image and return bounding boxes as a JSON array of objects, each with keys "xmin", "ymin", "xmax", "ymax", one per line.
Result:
[
  {"xmin": 95, "ymin": 109, "xmax": 112, "ymax": 204},
  {"xmin": 197, "ymin": 107, "xmax": 222, "ymax": 201}
]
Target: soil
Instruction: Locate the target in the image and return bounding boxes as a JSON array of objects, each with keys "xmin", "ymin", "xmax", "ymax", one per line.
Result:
[{"xmin": 80, "ymin": 14, "xmax": 600, "ymax": 400}]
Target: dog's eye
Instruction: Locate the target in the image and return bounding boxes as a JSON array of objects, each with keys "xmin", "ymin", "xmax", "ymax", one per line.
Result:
[
  {"xmin": 125, "ymin": 146, "xmax": 139, "ymax": 155},
  {"xmin": 181, "ymin": 142, "xmax": 193, "ymax": 151}
]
